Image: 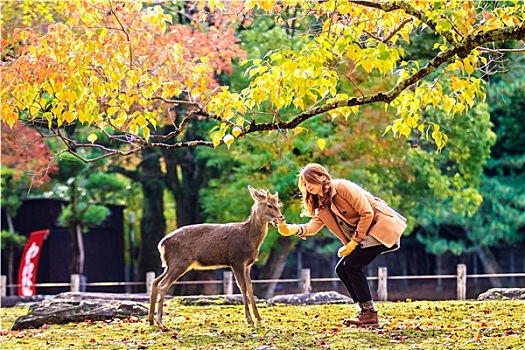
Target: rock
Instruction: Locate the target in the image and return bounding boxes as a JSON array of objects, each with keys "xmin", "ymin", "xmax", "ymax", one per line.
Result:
[
  {"xmin": 0, "ymin": 295, "xmax": 48, "ymax": 308},
  {"xmin": 12, "ymin": 297, "xmax": 148, "ymax": 330},
  {"xmin": 54, "ymin": 291, "xmax": 161, "ymax": 303},
  {"xmin": 477, "ymin": 288, "xmax": 525, "ymax": 301},
  {"xmin": 267, "ymin": 291, "xmax": 353, "ymax": 305},
  {"xmin": 1, "ymin": 292, "xmax": 166, "ymax": 308},
  {"xmin": 174, "ymin": 294, "xmax": 261, "ymax": 306}
]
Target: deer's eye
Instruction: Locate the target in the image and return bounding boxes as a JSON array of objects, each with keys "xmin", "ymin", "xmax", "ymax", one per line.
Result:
[{"xmin": 267, "ymin": 204, "xmax": 273, "ymax": 209}]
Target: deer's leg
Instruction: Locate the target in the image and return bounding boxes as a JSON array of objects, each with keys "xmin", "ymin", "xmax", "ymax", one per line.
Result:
[
  {"xmin": 244, "ymin": 266, "xmax": 262, "ymax": 321},
  {"xmin": 231, "ymin": 264, "xmax": 253, "ymax": 324},
  {"xmin": 155, "ymin": 265, "xmax": 188, "ymax": 329},
  {"xmin": 148, "ymin": 268, "xmax": 169, "ymax": 325}
]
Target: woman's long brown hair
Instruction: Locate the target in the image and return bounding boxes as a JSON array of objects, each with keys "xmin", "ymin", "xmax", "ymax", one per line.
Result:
[{"xmin": 298, "ymin": 163, "xmax": 332, "ymax": 217}]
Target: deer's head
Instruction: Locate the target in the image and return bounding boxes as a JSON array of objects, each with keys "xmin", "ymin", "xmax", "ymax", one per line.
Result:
[{"xmin": 248, "ymin": 185, "xmax": 284, "ymax": 226}]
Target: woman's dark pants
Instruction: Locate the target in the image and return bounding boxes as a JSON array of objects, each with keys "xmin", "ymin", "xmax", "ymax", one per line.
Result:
[{"xmin": 335, "ymin": 244, "xmax": 389, "ymax": 303}]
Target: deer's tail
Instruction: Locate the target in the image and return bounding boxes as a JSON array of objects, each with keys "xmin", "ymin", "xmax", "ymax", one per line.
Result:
[{"xmin": 158, "ymin": 240, "xmax": 167, "ymax": 268}]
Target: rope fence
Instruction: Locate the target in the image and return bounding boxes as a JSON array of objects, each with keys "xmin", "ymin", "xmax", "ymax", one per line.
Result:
[{"xmin": 2, "ymin": 264, "xmax": 525, "ymax": 301}]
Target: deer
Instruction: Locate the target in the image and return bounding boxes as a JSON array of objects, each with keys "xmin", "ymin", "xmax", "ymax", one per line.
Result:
[{"xmin": 148, "ymin": 185, "xmax": 285, "ymax": 329}]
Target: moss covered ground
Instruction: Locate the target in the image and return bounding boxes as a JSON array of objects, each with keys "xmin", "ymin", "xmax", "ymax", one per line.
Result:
[{"xmin": 1, "ymin": 299, "xmax": 524, "ymax": 349}]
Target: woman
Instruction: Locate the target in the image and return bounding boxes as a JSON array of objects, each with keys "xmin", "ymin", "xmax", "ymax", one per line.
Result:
[{"xmin": 278, "ymin": 163, "xmax": 407, "ymax": 327}]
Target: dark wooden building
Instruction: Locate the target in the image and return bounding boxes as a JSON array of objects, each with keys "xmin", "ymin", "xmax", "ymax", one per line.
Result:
[{"xmin": 1, "ymin": 198, "xmax": 125, "ymax": 295}]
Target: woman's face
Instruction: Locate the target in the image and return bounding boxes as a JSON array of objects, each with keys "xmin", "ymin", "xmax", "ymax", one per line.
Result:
[{"xmin": 303, "ymin": 178, "xmax": 324, "ymax": 196}]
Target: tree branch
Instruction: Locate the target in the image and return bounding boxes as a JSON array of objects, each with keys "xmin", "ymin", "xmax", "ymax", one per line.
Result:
[
  {"xmin": 350, "ymin": 0, "xmax": 457, "ymax": 43},
  {"xmin": 49, "ymin": 17, "xmax": 525, "ymax": 162},
  {"xmin": 242, "ymin": 20, "xmax": 525, "ymax": 133}
]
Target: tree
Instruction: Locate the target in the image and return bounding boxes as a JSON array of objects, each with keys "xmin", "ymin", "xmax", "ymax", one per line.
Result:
[
  {"xmin": 1, "ymin": 122, "xmax": 57, "ymax": 294},
  {"xmin": 1, "ymin": 122, "xmax": 58, "ymax": 186},
  {"xmin": 415, "ymin": 73, "xmax": 525, "ymax": 287},
  {"xmin": 1, "ymin": 1, "xmax": 524, "ymax": 161},
  {"xmin": 100, "ymin": 2, "xmax": 247, "ymax": 288},
  {"xmin": 53, "ymin": 153, "xmax": 130, "ymax": 277},
  {"xmin": 0, "ymin": 230, "xmax": 26, "ymax": 296}
]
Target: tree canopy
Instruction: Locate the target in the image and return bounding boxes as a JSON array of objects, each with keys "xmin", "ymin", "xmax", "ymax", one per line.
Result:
[{"xmin": 1, "ymin": 0, "xmax": 524, "ymax": 163}]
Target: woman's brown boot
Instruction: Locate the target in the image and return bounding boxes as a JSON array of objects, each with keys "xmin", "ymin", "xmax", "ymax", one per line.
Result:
[{"xmin": 343, "ymin": 309, "xmax": 379, "ymax": 327}]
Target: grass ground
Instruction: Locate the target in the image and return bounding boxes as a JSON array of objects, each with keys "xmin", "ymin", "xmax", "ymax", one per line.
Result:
[{"xmin": 1, "ymin": 299, "xmax": 524, "ymax": 349}]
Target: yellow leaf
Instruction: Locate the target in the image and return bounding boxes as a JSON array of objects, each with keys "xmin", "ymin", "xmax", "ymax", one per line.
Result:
[
  {"xmin": 432, "ymin": 95, "xmax": 441, "ymax": 107},
  {"xmin": 400, "ymin": 125, "xmax": 411, "ymax": 138},
  {"xmin": 294, "ymin": 127, "xmax": 305, "ymax": 135},
  {"xmin": 107, "ymin": 107, "xmax": 119, "ymax": 116},
  {"xmin": 39, "ymin": 97, "xmax": 48, "ymax": 108},
  {"xmin": 464, "ymin": 57, "xmax": 475, "ymax": 75},
  {"xmin": 223, "ymin": 134, "xmax": 234, "ymax": 148},
  {"xmin": 361, "ymin": 59, "xmax": 373, "ymax": 73},
  {"xmin": 143, "ymin": 126, "xmax": 150, "ymax": 141},
  {"xmin": 232, "ymin": 126, "xmax": 242, "ymax": 138},
  {"xmin": 211, "ymin": 133, "xmax": 221, "ymax": 148},
  {"xmin": 317, "ymin": 138, "xmax": 326, "ymax": 150},
  {"xmin": 236, "ymin": 117, "xmax": 245, "ymax": 126},
  {"xmin": 136, "ymin": 116, "xmax": 148, "ymax": 127},
  {"xmin": 292, "ymin": 97, "xmax": 304, "ymax": 110},
  {"xmin": 245, "ymin": 99, "xmax": 255, "ymax": 109},
  {"xmin": 87, "ymin": 133, "xmax": 97, "ymax": 143}
]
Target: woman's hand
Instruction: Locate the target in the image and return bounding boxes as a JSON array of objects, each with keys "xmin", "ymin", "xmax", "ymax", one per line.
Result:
[{"xmin": 337, "ymin": 240, "xmax": 359, "ymax": 257}]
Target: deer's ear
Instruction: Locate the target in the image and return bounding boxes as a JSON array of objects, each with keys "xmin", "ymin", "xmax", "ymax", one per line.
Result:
[{"xmin": 248, "ymin": 185, "xmax": 265, "ymax": 201}]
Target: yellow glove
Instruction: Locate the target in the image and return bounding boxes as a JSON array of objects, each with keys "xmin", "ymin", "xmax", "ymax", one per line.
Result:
[
  {"xmin": 337, "ymin": 240, "xmax": 359, "ymax": 257},
  {"xmin": 278, "ymin": 221, "xmax": 299, "ymax": 236}
]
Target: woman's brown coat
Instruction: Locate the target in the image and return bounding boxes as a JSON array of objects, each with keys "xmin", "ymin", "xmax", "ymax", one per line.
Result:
[{"xmin": 297, "ymin": 179, "xmax": 407, "ymax": 248}]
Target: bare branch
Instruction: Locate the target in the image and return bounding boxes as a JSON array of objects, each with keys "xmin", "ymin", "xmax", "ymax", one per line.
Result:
[
  {"xmin": 108, "ymin": 3, "xmax": 133, "ymax": 69},
  {"xmin": 150, "ymin": 96, "xmax": 201, "ymax": 106},
  {"xmin": 383, "ymin": 18, "xmax": 413, "ymax": 43},
  {"xmin": 350, "ymin": 0, "xmax": 457, "ymax": 43},
  {"xmin": 480, "ymin": 46, "xmax": 525, "ymax": 53}
]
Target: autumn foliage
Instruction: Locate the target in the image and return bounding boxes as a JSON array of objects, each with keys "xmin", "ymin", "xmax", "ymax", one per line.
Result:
[
  {"xmin": 1, "ymin": 122, "xmax": 57, "ymax": 186},
  {"xmin": 1, "ymin": 1, "xmax": 244, "ymax": 145},
  {"xmin": 1, "ymin": 0, "xmax": 524, "ymax": 160}
]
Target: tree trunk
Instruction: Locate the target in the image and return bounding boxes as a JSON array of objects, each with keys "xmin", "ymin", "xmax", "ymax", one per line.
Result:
[
  {"xmin": 436, "ymin": 254, "xmax": 443, "ymax": 291},
  {"xmin": 137, "ymin": 148, "xmax": 167, "ymax": 284},
  {"xmin": 163, "ymin": 144, "xmax": 207, "ymax": 226},
  {"xmin": 475, "ymin": 245, "xmax": 503, "ymax": 288},
  {"xmin": 70, "ymin": 223, "xmax": 85, "ymax": 277},
  {"xmin": 8, "ymin": 245, "xmax": 15, "ymax": 296},
  {"xmin": 69, "ymin": 178, "xmax": 84, "ymax": 277},
  {"xmin": 163, "ymin": 122, "xmax": 219, "ymax": 295},
  {"xmin": 69, "ymin": 223, "xmax": 83, "ymax": 276},
  {"xmin": 254, "ymin": 236, "xmax": 293, "ymax": 299},
  {"xmin": 6, "ymin": 215, "xmax": 15, "ymax": 296}
]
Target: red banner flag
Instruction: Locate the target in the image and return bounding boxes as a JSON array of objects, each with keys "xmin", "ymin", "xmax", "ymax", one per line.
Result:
[{"xmin": 18, "ymin": 229, "xmax": 49, "ymax": 296}]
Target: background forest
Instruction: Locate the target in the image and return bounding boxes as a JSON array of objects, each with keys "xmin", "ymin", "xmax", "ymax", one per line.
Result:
[{"xmin": 1, "ymin": 1, "xmax": 524, "ymax": 300}]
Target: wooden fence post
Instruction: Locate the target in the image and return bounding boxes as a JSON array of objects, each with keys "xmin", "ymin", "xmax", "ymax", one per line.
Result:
[
  {"xmin": 70, "ymin": 274, "xmax": 80, "ymax": 292},
  {"xmin": 457, "ymin": 264, "xmax": 467, "ymax": 300},
  {"xmin": 378, "ymin": 267, "xmax": 388, "ymax": 301},
  {"xmin": 301, "ymin": 268, "xmax": 311, "ymax": 294},
  {"xmin": 146, "ymin": 271, "xmax": 155, "ymax": 295},
  {"xmin": 0, "ymin": 275, "xmax": 6, "ymax": 297},
  {"xmin": 223, "ymin": 271, "xmax": 233, "ymax": 295}
]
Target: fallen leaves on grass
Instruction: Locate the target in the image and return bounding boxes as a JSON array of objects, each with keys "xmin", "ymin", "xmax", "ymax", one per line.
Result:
[{"xmin": 0, "ymin": 299, "xmax": 524, "ymax": 349}]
